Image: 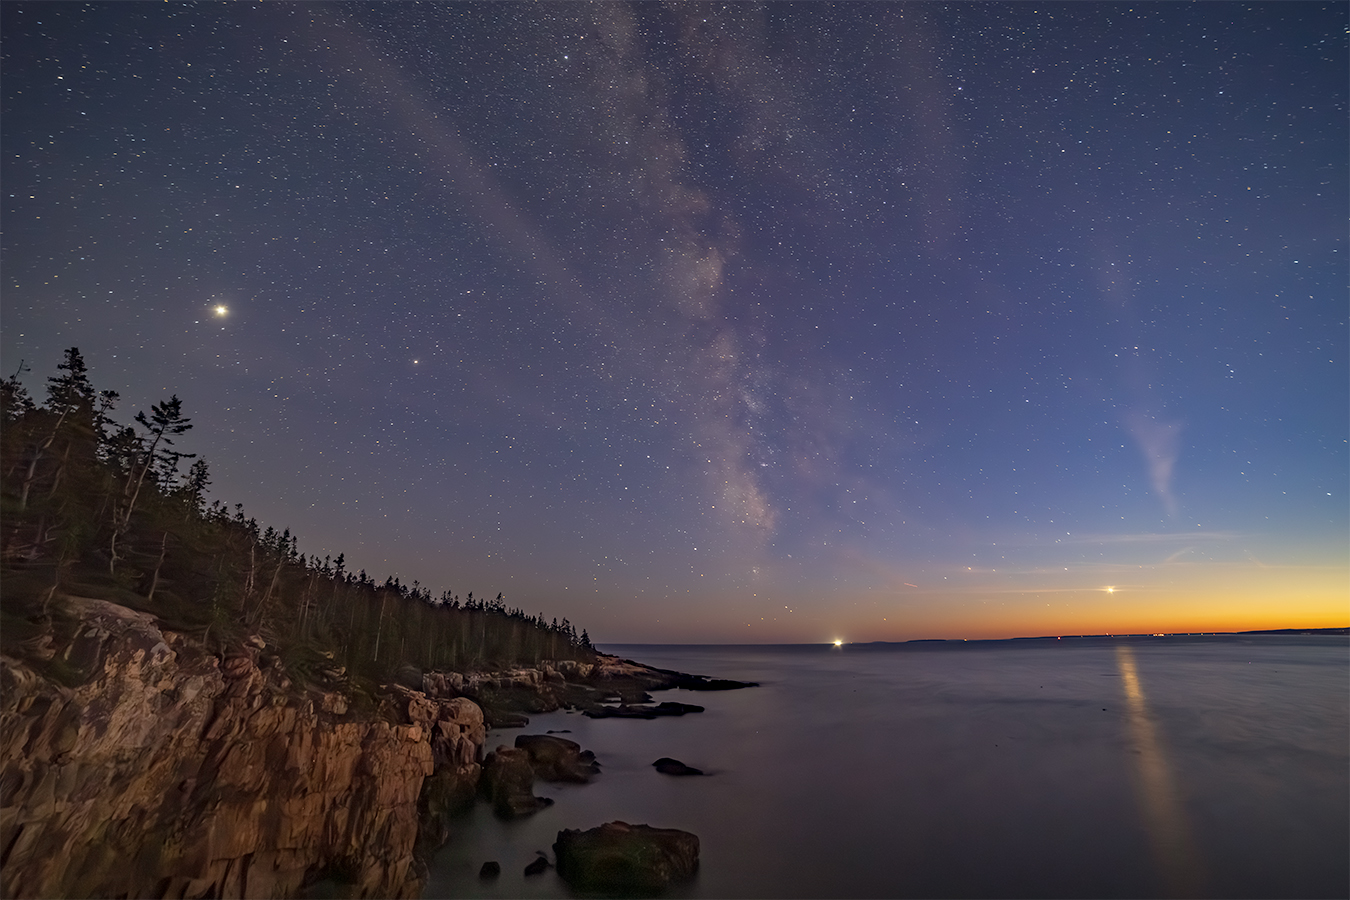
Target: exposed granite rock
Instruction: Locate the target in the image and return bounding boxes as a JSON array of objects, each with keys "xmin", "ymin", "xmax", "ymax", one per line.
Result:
[
  {"xmin": 414, "ymin": 694, "xmax": 486, "ymax": 856},
  {"xmin": 480, "ymin": 746, "xmax": 553, "ymax": 818},
  {"xmin": 554, "ymin": 821, "xmax": 699, "ymax": 894},
  {"xmin": 480, "ymin": 732, "xmax": 603, "ymax": 820},
  {"xmin": 0, "ymin": 595, "xmax": 485, "ymax": 899},
  {"xmin": 1, "ymin": 599, "xmax": 749, "ymax": 898},
  {"xmin": 422, "ymin": 654, "xmax": 754, "ymax": 723},
  {"xmin": 590, "ymin": 656, "xmax": 758, "ymax": 692},
  {"xmin": 515, "ymin": 733, "xmax": 600, "ymax": 783}
]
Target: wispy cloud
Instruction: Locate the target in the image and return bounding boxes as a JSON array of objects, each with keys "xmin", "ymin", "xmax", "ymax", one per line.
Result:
[
  {"xmin": 1126, "ymin": 411, "xmax": 1184, "ymax": 517},
  {"xmin": 1055, "ymin": 531, "xmax": 1242, "ymax": 545}
]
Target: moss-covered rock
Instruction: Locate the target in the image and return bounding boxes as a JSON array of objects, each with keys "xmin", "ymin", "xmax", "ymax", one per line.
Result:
[{"xmin": 554, "ymin": 821, "xmax": 699, "ymax": 895}]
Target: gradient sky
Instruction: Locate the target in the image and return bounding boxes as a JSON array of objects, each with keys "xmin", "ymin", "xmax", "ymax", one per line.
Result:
[{"xmin": 4, "ymin": 2, "xmax": 1346, "ymax": 642}]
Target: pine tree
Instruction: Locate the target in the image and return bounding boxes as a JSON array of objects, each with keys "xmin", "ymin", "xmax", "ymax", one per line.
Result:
[
  {"xmin": 0, "ymin": 360, "xmax": 34, "ymax": 425},
  {"xmin": 17, "ymin": 348, "xmax": 96, "ymax": 511},
  {"xmin": 180, "ymin": 458, "xmax": 211, "ymax": 519},
  {"xmin": 110, "ymin": 395, "xmax": 193, "ymax": 573}
]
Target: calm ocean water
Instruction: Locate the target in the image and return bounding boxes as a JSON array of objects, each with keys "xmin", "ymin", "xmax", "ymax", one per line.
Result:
[{"xmin": 424, "ymin": 636, "xmax": 1349, "ymax": 899}]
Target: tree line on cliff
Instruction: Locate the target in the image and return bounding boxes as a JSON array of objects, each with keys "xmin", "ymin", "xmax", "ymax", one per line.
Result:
[{"xmin": 1, "ymin": 348, "xmax": 595, "ymax": 694}]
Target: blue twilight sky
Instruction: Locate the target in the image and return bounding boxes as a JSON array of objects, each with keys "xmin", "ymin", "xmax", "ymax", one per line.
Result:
[{"xmin": 3, "ymin": 2, "xmax": 1346, "ymax": 641}]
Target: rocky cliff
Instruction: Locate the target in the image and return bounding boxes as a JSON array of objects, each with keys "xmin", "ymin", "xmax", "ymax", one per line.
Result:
[
  {"xmin": 0, "ymin": 595, "xmax": 752, "ymax": 898},
  {"xmin": 0, "ymin": 595, "xmax": 485, "ymax": 899}
]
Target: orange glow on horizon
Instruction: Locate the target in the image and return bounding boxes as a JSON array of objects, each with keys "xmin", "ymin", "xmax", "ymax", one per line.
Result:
[{"xmin": 828, "ymin": 563, "xmax": 1349, "ymax": 643}]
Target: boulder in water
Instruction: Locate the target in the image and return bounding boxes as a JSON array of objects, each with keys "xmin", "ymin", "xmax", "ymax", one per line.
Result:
[
  {"xmin": 515, "ymin": 733, "xmax": 601, "ymax": 783},
  {"xmin": 652, "ymin": 757, "xmax": 705, "ymax": 776},
  {"xmin": 583, "ymin": 700, "xmax": 705, "ymax": 720},
  {"xmin": 554, "ymin": 821, "xmax": 699, "ymax": 894},
  {"xmin": 480, "ymin": 746, "xmax": 553, "ymax": 818}
]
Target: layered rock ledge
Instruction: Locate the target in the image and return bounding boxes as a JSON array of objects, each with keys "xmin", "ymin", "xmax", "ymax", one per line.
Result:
[{"xmin": 422, "ymin": 654, "xmax": 756, "ymax": 726}]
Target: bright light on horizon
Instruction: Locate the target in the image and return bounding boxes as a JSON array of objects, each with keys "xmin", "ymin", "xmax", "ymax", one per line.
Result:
[{"xmin": 833, "ymin": 639, "xmax": 843, "ymax": 647}]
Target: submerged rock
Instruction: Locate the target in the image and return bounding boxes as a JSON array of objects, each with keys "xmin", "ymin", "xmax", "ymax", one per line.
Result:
[
  {"xmin": 478, "ymin": 861, "xmax": 501, "ymax": 879},
  {"xmin": 664, "ymin": 672, "xmax": 759, "ymax": 691},
  {"xmin": 554, "ymin": 821, "xmax": 699, "ymax": 894},
  {"xmin": 583, "ymin": 700, "xmax": 705, "ymax": 720},
  {"xmin": 524, "ymin": 854, "xmax": 550, "ymax": 875},
  {"xmin": 583, "ymin": 705, "xmax": 659, "ymax": 720},
  {"xmin": 652, "ymin": 757, "xmax": 705, "ymax": 776}
]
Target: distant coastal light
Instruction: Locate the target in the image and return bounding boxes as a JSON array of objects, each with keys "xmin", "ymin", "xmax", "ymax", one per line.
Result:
[{"xmin": 833, "ymin": 639, "xmax": 843, "ymax": 647}]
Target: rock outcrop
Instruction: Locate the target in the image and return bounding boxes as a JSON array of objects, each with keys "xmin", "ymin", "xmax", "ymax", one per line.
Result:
[
  {"xmin": 478, "ymin": 733, "xmax": 602, "ymax": 818},
  {"xmin": 480, "ymin": 746, "xmax": 554, "ymax": 819},
  {"xmin": 514, "ymin": 733, "xmax": 601, "ymax": 783},
  {"xmin": 421, "ymin": 654, "xmax": 753, "ymax": 725},
  {"xmin": 554, "ymin": 821, "xmax": 700, "ymax": 894},
  {"xmin": 0, "ymin": 596, "xmax": 485, "ymax": 899},
  {"xmin": 1, "ymin": 597, "xmax": 748, "ymax": 898}
]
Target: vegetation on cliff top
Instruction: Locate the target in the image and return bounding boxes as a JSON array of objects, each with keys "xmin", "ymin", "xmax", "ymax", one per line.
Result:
[{"xmin": 1, "ymin": 348, "xmax": 596, "ymax": 695}]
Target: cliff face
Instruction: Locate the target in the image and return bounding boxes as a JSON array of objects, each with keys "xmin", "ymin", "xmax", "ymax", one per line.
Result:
[{"xmin": 0, "ymin": 596, "xmax": 485, "ymax": 899}]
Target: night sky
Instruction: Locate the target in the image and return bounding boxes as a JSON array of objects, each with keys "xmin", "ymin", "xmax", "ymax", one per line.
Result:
[{"xmin": 4, "ymin": 2, "xmax": 1346, "ymax": 642}]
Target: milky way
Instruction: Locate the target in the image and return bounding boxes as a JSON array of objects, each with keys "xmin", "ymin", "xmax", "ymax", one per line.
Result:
[{"xmin": 4, "ymin": 3, "xmax": 1345, "ymax": 640}]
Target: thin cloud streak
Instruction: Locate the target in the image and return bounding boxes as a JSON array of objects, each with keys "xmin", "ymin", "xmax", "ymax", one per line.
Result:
[{"xmin": 1031, "ymin": 531, "xmax": 1244, "ymax": 546}]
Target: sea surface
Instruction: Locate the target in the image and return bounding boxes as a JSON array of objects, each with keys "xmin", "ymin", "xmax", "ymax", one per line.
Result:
[{"xmin": 424, "ymin": 635, "xmax": 1349, "ymax": 899}]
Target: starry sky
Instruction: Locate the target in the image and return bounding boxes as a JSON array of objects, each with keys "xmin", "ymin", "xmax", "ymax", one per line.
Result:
[{"xmin": 4, "ymin": 2, "xmax": 1346, "ymax": 643}]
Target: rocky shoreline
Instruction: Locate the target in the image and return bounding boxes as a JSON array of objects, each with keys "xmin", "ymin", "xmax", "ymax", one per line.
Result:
[{"xmin": 0, "ymin": 594, "xmax": 751, "ymax": 898}]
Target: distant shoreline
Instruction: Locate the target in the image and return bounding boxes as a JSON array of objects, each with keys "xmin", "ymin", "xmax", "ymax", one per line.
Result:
[{"xmin": 602, "ymin": 627, "xmax": 1349, "ymax": 650}]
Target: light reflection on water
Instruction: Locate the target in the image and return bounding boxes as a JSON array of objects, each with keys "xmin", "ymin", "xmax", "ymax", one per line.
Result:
[
  {"xmin": 424, "ymin": 636, "xmax": 1348, "ymax": 899},
  {"xmin": 1115, "ymin": 644, "xmax": 1205, "ymax": 898}
]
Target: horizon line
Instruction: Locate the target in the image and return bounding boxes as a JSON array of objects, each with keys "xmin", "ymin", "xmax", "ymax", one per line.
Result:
[{"xmin": 598, "ymin": 626, "xmax": 1350, "ymax": 648}]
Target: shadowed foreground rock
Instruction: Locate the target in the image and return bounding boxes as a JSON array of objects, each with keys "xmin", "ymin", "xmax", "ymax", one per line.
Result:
[{"xmin": 554, "ymin": 821, "xmax": 699, "ymax": 894}]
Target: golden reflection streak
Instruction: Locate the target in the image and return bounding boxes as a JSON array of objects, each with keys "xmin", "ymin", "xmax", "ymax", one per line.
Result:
[{"xmin": 1116, "ymin": 645, "xmax": 1206, "ymax": 897}]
